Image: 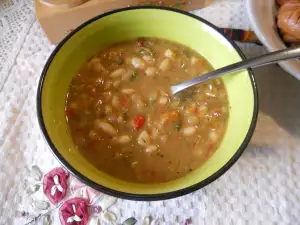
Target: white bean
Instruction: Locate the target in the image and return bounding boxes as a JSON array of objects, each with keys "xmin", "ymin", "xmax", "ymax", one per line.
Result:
[
  {"xmin": 187, "ymin": 115, "xmax": 199, "ymax": 125},
  {"xmin": 110, "ymin": 68, "xmax": 125, "ymax": 78},
  {"xmin": 182, "ymin": 127, "xmax": 196, "ymax": 136},
  {"xmin": 159, "ymin": 97, "xmax": 168, "ymax": 105},
  {"xmin": 159, "ymin": 58, "xmax": 171, "ymax": 71},
  {"xmin": 88, "ymin": 57, "xmax": 101, "ymax": 66},
  {"xmin": 104, "ymin": 80, "xmax": 112, "ymax": 90},
  {"xmin": 198, "ymin": 105, "xmax": 208, "ymax": 113},
  {"xmin": 136, "ymin": 100, "xmax": 145, "ymax": 111},
  {"xmin": 116, "ymin": 135, "xmax": 131, "ymax": 144},
  {"xmin": 88, "ymin": 58, "xmax": 102, "ymax": 71},
  {"xmin": 143, "ymin": 55, "xmax": 155, "ymax": 64},
  {"xmin": 193, "ymin": 148, "xmax": 205, "ymax": 157},
  {"xmin": 93, "ymin": 63, "xmax": 105, "ymax": 72},
  {"xmin": 121, "ymin": 88, "xmax": 135, "ymax": 94},
  {"xmin": 205, "ymin": 92, "xmax": 216, "ymax": 98},
  {"xmin": 122, "ymin": 71, "xmax": 133, "ymax": 82},
  {"xmin": 149, "ymin": 91, "xmax": 158, "ymax": 102},
  {"xmin": 113, "ymin": 80, "xmax": 121, "ymax": 88},
  {"xmin": 145, "ymin": 67, "xmax": 157, "ymax": 76},
  {"xmin": 132, "ymin": 57, "xmax": 145, "ymax": 69},
  {"xmin": 132, "ymin": 94, "xmax": 145, "ymax": 110},
  {"xmin": 131, "ymin": 161, "xmax": 138, "ymax": 168},
  {"xmin": 137, "ymin": 130, "xmax": 151, "ymax": 147},
  {"xmin": 209, "ymin": 130, "xmax": 219, "ymax": 142},
  {"xmin": 88, "ymin": 58, "xmax": 105, "ymax": 72},
  {"xmin": 160, "ymin": 135, "xmax": 168, "ymax": 144},
  {"xmin": 190, "ymin": 56, "xmax": 199, "ymax": 65},
  {"xmin": 151, "ymin": 128, "xmax": 159, "ymax": 139},
  {"xmin": 112, "ymin": 95, "xmax": 120, "ymax": 108},
  {"xmin": 94, "ymin": 120, "xmax": 117, "ymax": 136},
  {"xmin": 164, "ymin": 49, "xmax": 176, "ymax": 59},
  {"xmin": 154, "ymin": 120, "xmax": 164, "ymax": 130},
  {"xmin": 145, "ymin": 145, "xmax": 159, "ymax": 153}
]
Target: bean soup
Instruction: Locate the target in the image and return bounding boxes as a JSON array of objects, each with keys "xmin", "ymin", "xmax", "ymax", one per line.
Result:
[{"xmin": 65, "ymin": 38, "xmax": 229, "ymax": 183}]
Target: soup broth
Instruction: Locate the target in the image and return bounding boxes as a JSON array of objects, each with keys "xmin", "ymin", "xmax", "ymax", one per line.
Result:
[{"xmin": 65, "ymin": 38, "xmax": 229, "ymax": 183}]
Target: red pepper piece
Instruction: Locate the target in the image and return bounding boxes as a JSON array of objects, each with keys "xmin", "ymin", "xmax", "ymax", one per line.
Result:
[
  {"xmin": 134, "ymin": 115, "xmax": 146, "ymax": 130},
  {"xmin": 208, "ymin": 143, "xmax": 214, "ymax": 152},
  {"xmin": 121, "ymin": 96, "xmax": 128, "ymax": 106},
  {"xmin": 206, "ymin": 143, "xmax": 214, "ymax": 158},
  {"xmin": 66, "ymin": 108, "xmax": 76, "ymax": 117},
  {"xmin": 137, "ymin": 38, "xmax": 144, "ymax": 47}
]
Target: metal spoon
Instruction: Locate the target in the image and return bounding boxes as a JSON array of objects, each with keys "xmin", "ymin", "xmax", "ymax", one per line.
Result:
[{"xmin": 171, "ymin": 46, "xmax": 300, "ymax": 95}]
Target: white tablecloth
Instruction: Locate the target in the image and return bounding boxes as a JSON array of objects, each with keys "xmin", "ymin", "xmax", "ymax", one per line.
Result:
[{"xmin": 1, "ymin": 0, "xmax": 300, "ymax": 224}]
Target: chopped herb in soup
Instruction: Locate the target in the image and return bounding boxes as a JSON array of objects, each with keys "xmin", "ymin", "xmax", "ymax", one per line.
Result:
[{"xmin": 65, "ymin": 38, "xmax": 229, "ymax": 183}]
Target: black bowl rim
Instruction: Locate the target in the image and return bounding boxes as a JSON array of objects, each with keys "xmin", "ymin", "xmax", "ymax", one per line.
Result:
[{"xmin": 37, "ymin": 6, "xmax": 259, "ymax": 201}]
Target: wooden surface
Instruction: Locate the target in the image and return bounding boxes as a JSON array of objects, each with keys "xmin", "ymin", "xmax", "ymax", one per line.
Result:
[
  {"xmin": 39, "ymin": 0, "xmax": 89, "ymax": 9},
  {"xmin": 35, "ymin": 0, "xmax": 208, "ymax": 43}
]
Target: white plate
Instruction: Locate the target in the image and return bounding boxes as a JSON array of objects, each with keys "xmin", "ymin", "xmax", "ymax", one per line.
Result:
[{"xmin": 246, "ymin": 0, "xmax": 300, "ymax": 79}]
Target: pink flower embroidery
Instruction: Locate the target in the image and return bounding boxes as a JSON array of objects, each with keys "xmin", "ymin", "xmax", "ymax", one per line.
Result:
[
  {"xmin": 70, "ymin": 178, "xmax": 86, "ymax": 192},
  {"xmin": 70, "ymin": 178, "xmax": 102, "ymax": 205},
  {"xmin": 59, "ymin": 198, "xmax": 89, "ymax": 225},
  {"xmin": 43, "ymin": 168, "xmax": 69, "ymax": 204}
]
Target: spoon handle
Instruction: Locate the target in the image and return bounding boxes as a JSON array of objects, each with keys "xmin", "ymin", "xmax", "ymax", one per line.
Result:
[{"xmin": 171, "ymin": 46, "xmax": 300, "ymax": 95}]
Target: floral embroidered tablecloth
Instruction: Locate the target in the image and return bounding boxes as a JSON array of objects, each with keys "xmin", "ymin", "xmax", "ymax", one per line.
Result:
[{"xmin": 1, "ymin": 0, "xmax": 300, "ymax": 224}]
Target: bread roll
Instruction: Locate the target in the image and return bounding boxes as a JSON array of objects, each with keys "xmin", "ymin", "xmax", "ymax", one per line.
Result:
[{"xmin": 277, "ymin": 0, "xmax": 300, "ymax": 43}]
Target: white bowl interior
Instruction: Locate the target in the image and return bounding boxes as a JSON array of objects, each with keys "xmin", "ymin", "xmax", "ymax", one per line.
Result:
[{"xmin": 246, "ymin": 0, "xmax": 300, "ymax": 80}]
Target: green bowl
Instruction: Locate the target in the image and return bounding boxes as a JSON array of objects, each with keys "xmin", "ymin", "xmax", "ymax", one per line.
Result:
[{"xmin": 37, "ymin": 6, "xmax": 258, "ymax": 200}]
